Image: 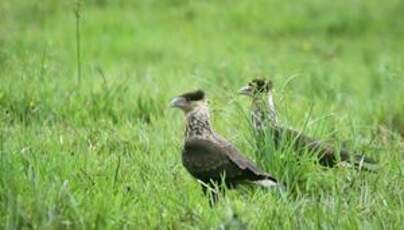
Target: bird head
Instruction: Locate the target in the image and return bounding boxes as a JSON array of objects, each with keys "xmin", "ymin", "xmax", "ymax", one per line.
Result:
[
  {"xmin": 239, "ymin": 79, "xmax": 273, "ymax": 97},
  {"xmin": 169, "ymin": 89, "xmax": 206, "ymax": 113}
]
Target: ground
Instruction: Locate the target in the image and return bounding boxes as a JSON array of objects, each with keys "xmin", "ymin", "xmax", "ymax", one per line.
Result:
[{"xmin": 0, "ymin": 0, "xmax": 403, "ymax": 229}]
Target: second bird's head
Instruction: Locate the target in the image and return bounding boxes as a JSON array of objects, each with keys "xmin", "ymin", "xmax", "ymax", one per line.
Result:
[
  {"xmin": 239, "ymin": 79, "xmax": 273, "ymax": 97},
  {"xmin": 169, "ymin": 89, "xmax": 206, "ymax": 113}
]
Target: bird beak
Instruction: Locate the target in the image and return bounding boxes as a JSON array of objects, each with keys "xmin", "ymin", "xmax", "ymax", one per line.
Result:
[
  {"xmin": 169, "ymin": 96, "xmax": 187, "ymax": 108},
  {"xmin": 238, "ymin": 85, "xmax": 253, "ymax": 96}
]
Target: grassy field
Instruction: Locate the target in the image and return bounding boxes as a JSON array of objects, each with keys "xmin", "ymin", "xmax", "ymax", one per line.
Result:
[{"xmin": 1, "ymin": 0, "xmax": 403, "ymax": 229}]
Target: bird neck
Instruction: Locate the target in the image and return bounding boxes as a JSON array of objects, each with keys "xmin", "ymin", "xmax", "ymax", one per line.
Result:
[
  {"xmin": 251, "ymin": 91, "xmax": 279, "ymax": 130},
  {"xmin": 185, "ymin": 104, "xmax": 214, "ymax": 139}
]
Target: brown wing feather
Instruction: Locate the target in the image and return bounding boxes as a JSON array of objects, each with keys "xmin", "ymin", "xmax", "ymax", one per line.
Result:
[
  {"xmin": 208, "ymin": 135, "xmax": 277, "ymax": 181},
  {"xmin": 274, "ymin": 127, "xmax": 376, "ymax": 167},
  {"xmin": 182, "ymin": 138, "xmax": 277, "ymax": 185}
]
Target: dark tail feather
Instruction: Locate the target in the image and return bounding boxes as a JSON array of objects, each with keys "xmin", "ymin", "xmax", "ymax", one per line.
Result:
[
  {"xmin": 341, "ymin": 151, "xmax": 379, "ymax": 172},
  {"xmin": 326, "ymin": 148, "xmax": 378, "ymax": 172}
]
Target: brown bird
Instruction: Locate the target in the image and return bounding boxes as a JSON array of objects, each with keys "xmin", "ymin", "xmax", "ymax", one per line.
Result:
[
  {"xmin": 170, "ymin": 90, "xmax": 281, "ymax": 203},
  {"xmin": 239, "ymin": 79, "xmax": 377, "ymax": 170}
]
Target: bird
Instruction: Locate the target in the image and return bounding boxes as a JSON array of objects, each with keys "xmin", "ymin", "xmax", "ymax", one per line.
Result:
[
  {"xmin": 170, "ymin": 89, "xmax": 281, "ymax": 204},
  {"xmin": 239, "ymin": 79, "xmax": 377, "ymax": 170}
]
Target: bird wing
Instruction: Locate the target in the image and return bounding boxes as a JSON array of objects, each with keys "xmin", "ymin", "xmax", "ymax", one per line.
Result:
[
  {"xmin": 212, "ymin": 135, "xmax": 278, "ymax": 181},
  {"xmin": 278, "ymin": 127, "xmax": 377, "ymax": 168},
  {"xmin": 275, "ymin": 126, "xmax": 340, "ymax": 165},
  {"xmin": 183, "ymin": 137, "xmax": 277, "ymax": 184},
  {"xmin": 182, "ymin": 138, "xmax": 244, "ymax": 182}
]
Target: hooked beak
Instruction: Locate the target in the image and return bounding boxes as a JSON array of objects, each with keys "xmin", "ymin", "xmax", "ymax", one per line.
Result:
[
  {"xmin": 238, "ymin": 85, "xmax": 253, "ymax": 96},
  {"xmin": 169, "ymin": 96, "xmax": 187, "ymax": 108}
]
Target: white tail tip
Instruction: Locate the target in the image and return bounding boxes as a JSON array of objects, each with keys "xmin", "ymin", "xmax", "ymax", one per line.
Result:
[{"xmin": 253, "ymin": 179, "xmax": 279, "ymax": 188}]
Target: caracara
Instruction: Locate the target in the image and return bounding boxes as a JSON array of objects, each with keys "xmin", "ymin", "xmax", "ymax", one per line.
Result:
[
  {"xmin": 239, "ymin": 79, "xmax": 376, "ymax": 170},
  {"xmin": 170, "ymin": 90, "xmax": 281, "ymax": 203}
]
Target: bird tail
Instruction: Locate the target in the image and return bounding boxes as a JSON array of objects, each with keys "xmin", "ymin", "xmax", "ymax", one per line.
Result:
[
  {"xmin": 253, "ymin": 176, "xmax": 286, "ymax": 191},
  {"xmin": 332, "ymin": 146, "xmax": 378, "ymax": 172},
  {"xmin": 339, "ymin": 154, "xmax": 379, "ymax": 172},
  {"xmin": 253, "ymin": 178, "xmax": 279, "ymax": 188}
]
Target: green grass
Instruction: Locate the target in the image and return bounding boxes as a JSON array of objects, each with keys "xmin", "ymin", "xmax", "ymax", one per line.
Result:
[{"xmin": 1, "ymin": 0, "xmax": 403, "ymax": 229}]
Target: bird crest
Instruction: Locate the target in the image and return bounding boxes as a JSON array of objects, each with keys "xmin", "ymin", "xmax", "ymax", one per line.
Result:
[
  {"xmin": 179, "ymin": 90, "xmax": 205, "ymax": 101},
  {"xmin": 249, "ymin": 79, "xmax": 273, "ymax": 93}
]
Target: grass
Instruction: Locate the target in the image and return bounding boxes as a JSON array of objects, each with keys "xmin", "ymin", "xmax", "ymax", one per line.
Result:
[{"xmin": 0, "ymin": 0, "xmax": 403, "ymax": 229}]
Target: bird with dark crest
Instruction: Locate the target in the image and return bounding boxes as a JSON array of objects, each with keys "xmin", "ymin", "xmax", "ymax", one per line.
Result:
[
  {"xmin": 170, "ymin": 89, "xmax": 281, "ymax": 204},
  {"xmin": 239, "ymin": 79, "xmax": 377, "ymax": 170}
]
